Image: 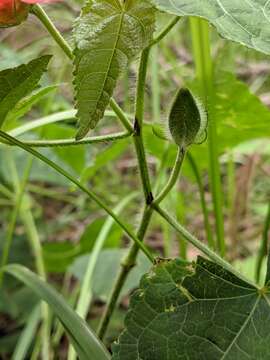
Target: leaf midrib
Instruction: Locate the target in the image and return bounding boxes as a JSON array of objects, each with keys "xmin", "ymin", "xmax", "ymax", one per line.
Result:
[{"xmin": 85, "ymin": 4, "xmax": 126, "ymax": 135}]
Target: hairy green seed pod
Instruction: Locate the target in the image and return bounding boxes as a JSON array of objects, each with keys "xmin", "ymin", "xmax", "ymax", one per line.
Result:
[{"xmin": 169, "ymin": 88, "xmax": 205, "ymax": 149}]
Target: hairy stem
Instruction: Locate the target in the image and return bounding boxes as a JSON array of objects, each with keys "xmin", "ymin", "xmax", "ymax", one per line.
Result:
[
  {"xmin": 154, "ymin": 147, "xmax": 185, "ymax": 204},
  {"xmin": 0, "ymin": 130, "xmax": 154, "ymax": 263},
  {"xmin": 5, "ymin": 131, "xmax": 131, "ymax": 148},
  {"xmin": 31, "ymin": 5, "xmax": 73, "ymax": 60},
  {"xmin": 149, "ymin": 16, "xmax": 180, "ymax": 47}
]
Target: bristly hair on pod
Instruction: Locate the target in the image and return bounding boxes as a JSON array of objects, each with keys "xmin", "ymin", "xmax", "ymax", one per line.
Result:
[
  {"xmin": 193, "ymin": 94, "xmax": 208, "ymax": 145},
  {"xmin": 168, "ymin": 87, "xmax": 208, "ymax": 149}
]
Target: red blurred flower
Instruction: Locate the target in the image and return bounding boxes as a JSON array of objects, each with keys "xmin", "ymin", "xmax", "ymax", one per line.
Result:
[{"xmin": 0, "ymin": 0, "xmax": 58, "ymax": 27}]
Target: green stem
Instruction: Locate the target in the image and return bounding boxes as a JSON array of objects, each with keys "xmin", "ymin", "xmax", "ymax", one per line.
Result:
[
  {"xmin": 109, "ymin": 99, "xmax": 133, "ymax": 132},
  {"xmin": 98, "ymin": 205, "xmax": 153, "ymax": 340},
  {"xmin": 190, "ymin": 17, "xmax": 225, "ymax": 256},
  {"xmin": 98, "ymin": 49, "xmax": 155, "ymax": 339},
  {"xmin": 133, "ymin": 48, "xmax": 153, "ymax": 204},
  {"xmin": 153, "ymin": 204, "xmax": 258, "ymax": 288},
  {"xmin": 154, "ymin": 148, "xmax": 185, "ymax": 204},
  {"xmin": 256, "ymin": 202, "xmax": 270, "ymax": 283},
  {"xmin": 31, "ymin": 5, "xmax": 73, "ymax": 60},
  {"xmin": 5, "ymin": 131, "xmax": 131, "ymax": 148},
  {"xmin": 187, "ymin": 152, "xmax": 214, "ymax": 249},
  {"xmin": 149, "ymin": 16, "xmax": 180, "ymax": 47},
  {"xmin": 0, "ymin": 130, "xmax": 154, "ymax": 263}
]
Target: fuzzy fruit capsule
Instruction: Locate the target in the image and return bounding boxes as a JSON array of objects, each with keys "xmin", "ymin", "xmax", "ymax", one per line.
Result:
[{"xmin": 169, "ymin": 88, "xmax": 203, "ymax": 149}]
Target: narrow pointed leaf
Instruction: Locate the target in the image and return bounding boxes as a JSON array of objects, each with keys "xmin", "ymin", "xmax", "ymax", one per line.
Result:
[
  {"xmin": 4, "ymin": 265, "xmax": 110, "ymax": 360},
  {"xmin": 73, "ymin": 0, "xmax": 155, "ymax": 139},
  {"xmin": 113, "ymin": 257, "xmax": 270, "ymax": 359},
  {"xmin": 0, "ymin": 56, "xmax": 52, "ymax": 129},
  {"xmin": 152, "ymin": 0, "xmax": 270, "ymax": 54}
]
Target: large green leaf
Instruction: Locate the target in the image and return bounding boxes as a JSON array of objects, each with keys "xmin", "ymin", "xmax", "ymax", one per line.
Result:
[
  {"xmin": 152, "ymin": 0, "xmax": 270, "ymax": 54},
  {"xmin": 0, "ymin": 56, "xmax": 51, "ymax": 129},
  {"xmin": 73, "ymin": 0, "xmax": 155, "ymax": 139},
  {"xmin": 113, "ymin": 256, "xmax": 270, "ymax": 359},
  {"xmin": 4, "ymin": 265, "xmax": 110, "ymax": 360}
]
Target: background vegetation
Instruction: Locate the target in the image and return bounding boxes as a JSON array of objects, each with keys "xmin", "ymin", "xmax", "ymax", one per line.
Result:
[{"xmin": 0, "ymin": 1, "xmax": 269, "ymax": 358}]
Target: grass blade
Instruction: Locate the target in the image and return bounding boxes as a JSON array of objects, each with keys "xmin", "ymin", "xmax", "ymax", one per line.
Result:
[{"xmin": 4, "ymin": 264, "xmax": 111, "ymax": 360}]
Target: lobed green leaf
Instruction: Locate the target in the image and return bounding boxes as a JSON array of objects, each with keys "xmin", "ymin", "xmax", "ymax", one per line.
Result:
[
  {"xmin": 73, "ymin": 0, "xmax": 156, "ymax": 139},
  {"xmin": 113, "ymin": 256, "xmax": 270, "ymax": 359},
  {"xmin": 152, "ymin": 0, "xmax": 270, "ymax": 54}
]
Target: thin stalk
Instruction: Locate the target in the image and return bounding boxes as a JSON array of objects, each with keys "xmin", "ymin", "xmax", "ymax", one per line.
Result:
[
  {"xmin": 154, "ymin": 148, "xmax": 185, "ymax": 204},
  {"xmin": 256, "ymin": 202, "xmax": 270, "ymax": 283},
  {"xmin": 190, "ymin": 18, "xmax": 225, "ymax": 256},
  {"xmin": 187, "ymin": 152, "xmax": 214, "ymax": 249},
  {"xmin": 176, "ymin": 191, "xmax": 187, "ymax": 259},
  {"xmin": 149, "ymin": 16, "xmax": 180, "ymax": 47},
  {"xmin": 0, "ymin": 130, "xmax": 154, "ymax": 263},
  {"xmin": 31, "ymin": 5, "xmax": 73, "ymax": 60},
  {"xmin": 154, "ymin": 204, "xmax": 258, "ymax": 288},
  {"xmin": 5, "ymin": 131, "xmax": 131, "ymax": 148},
  {"xmin": 109, "ymin": 99, "xmax": 133, "ymax": 132}
]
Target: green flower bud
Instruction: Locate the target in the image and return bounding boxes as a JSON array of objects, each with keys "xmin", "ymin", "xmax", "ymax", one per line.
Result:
[{"xmin": 169, "ymin": 88, "xmax": 207, "ymax": 149}]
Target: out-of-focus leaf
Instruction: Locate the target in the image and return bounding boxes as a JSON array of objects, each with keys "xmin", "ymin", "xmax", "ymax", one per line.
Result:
[
  {"xmin": 4, "ymin": 265, "xmax": 110, "ymax": 360},
  {"xmin": 152, "ymin": 0, "xmax": 270, "ymax": 54},
  {"xmin": 81, "ymin": 140, "xmax": 129, "ymax": 182},
  {"xmin": 0, "ymin": 56, "xmax": 51, "ymax": 129},
  {"xmin": 69, "ymin": 249, "xmax": 151, "ymax": 302},
  {"xmin": 5, "ymin": 85, "xmax": 58, "ymax": 127},
  {"xmin": 41, "ymin": 123, "xmax": 86, "ymax": 173}
]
